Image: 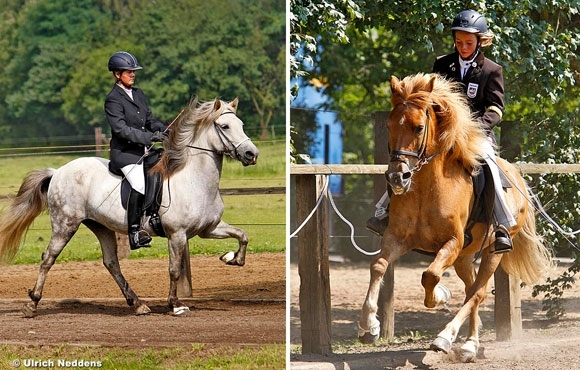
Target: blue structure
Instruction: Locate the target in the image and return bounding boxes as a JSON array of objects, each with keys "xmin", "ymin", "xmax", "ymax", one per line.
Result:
[{"xmin": 291, "ymin": 78, "xmax": 343, "ymax": 194}]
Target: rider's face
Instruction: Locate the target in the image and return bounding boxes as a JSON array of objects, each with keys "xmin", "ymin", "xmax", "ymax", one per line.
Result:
[
  {"xmin": 454, "ymin": 31, "xmax": 478, "ymax": 59},
  {"xmin": 116, "ymin": 70, "xmax": 136, "ymax": 88}
]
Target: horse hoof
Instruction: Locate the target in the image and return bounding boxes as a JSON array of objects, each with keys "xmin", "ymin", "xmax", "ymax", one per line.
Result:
[
  {"xmin": 220, "ymin": 251, "xmax": 236, "ymax": 264},
  {"xmin": 430, "ymin": 336, "xmax": 452, "ymax": 353},
  {"xmin": 135, "ymin": 304, "xmax": 151, "ymax": 316},
  {"xmin": 434, "ymin": 284, "xmax": 452, "ymax": 305},
  {"xmin": 173, "ymin": 306, "xmax": 190, "ymax": 316},
  {"xmin": 22, "ymin": 302, "xmax": 36, "ymax": 318},
  {"xmin": 358, "ymin": 332, "xmax": 379, "ymax": 344},
  {"xmin": 458, "ymin": 341, "xmax": 478, "ymax": 362}
]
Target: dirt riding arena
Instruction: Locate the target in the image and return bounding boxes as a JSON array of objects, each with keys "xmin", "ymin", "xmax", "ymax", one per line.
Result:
[
  {"xmin": 290, "ymin": 258, "xmax": 580, "ymax": 370},
  {"xmin": 0, "ymin": 253, "xmax": 285, "ymax": 348}
]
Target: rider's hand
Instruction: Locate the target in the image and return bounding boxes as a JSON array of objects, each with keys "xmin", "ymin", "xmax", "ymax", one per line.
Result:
[{"xmin": 151, "ymin": 131, "xmax": 168, "ymax": 142}]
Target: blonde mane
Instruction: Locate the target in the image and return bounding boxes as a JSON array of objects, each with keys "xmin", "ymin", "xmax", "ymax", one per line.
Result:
[
  {"xmin": 152, "ymin": 97, "xmax": 237, "ymax": 179},
  {"xmin": 391, "ymin": 73, "xmax": 489, "ymax": 172}
]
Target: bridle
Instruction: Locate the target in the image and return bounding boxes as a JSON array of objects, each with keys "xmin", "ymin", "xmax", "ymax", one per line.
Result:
[
  {"xmin": 388, "ymin": 107, "xmax": 440, "ymax": 174},
  {"xmin": 187, "ymin": 111, "xmax": 250, "ymax": 162}
]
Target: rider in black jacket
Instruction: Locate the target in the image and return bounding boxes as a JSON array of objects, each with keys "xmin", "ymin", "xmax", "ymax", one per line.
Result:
[
  {"xmin": 104, "ymin": 51, "xmax": 167, "ymax": 250},
  {"xmin": 433, "ymin": 10, "xmax": 514, "ymax": 253}
]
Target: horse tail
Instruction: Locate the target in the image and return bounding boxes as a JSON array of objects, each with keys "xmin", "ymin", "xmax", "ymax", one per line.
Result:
[
  {"xmin": 0, "ymin": 168, "xmax": 54, "ymax": 264},
  {"xmin": 500, "ymin": 194, "xmax": 554, "ymax": 286}
]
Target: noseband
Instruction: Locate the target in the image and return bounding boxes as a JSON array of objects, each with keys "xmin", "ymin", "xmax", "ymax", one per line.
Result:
[{"xmin": 389, "ymin": 107, "xmax": 439, "ymax": 173}]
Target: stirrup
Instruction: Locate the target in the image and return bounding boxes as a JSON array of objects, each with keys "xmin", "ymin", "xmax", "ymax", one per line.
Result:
[
  {"xmin": 129, "ymin": 230, "xmax": 152, "ymax": 250},
  {"xmin": 491, "ymin": 225, "xmax": 512, "ymax": 254},
  {"xmin": 366, "ymin": 215, "xmax": 389, "ymax": 237}
]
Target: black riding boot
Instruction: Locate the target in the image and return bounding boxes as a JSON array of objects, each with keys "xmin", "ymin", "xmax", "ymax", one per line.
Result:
[
  {"xmin": 366, "ymin": 214, "xmax": 389, "ymax": 237},
  {"xmin": 492, "ymin": 225, "xmax": 513, "ymax": 254},
  {"xmin": 127, "ymin": 191, "xmax": 152, "ymax": 250}
]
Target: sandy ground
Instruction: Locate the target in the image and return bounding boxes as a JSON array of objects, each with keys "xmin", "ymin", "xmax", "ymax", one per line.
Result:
[
  {"xmin": 290, "ymin": 258, "xmax": 580, "ymax": 370},
  {"xmin": 0, "ymin": 253, "xmax": 285, "ymax": 348}
]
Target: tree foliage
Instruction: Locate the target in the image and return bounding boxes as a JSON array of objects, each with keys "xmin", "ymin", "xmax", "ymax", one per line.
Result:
[{"xmin": 0, "ymin": 0, "xmax": 285, "ymax": 142}]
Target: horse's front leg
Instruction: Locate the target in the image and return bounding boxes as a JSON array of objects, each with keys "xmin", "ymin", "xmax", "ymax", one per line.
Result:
[
  {"xmin": 422, "ymin": 236, "xmax": 462, "ymax": 309},
  {"xmin": 167, "ymin": 232, "xmax": 191, "ymax": 316},
  {"xmin": 358, "ymin": 234, "xmax": 403, "ymax": 344},
  {"xmin": 431, "ymin": 248, "xmax": 503, "ymax": 362},
  {"xmin": 199, "ymin": 220, "xmax": 248, "ymax": 266}
]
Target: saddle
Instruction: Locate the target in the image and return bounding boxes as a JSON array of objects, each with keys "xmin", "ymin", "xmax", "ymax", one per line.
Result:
[
  {"xmin": 463, "ymin": 162, "xmax": 511, "ymax": 248},
  {"xmin": 108, "ymin": 149, "xmax": 166, "ymax": 237}
]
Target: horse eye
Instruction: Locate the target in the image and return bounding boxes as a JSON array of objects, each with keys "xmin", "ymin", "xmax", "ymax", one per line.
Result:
[
  {"xmin": 414, "ymin": 125, "xmax": 424, "ymax": 135},
  {"xmin": 221, "ymin": 124, "xmax": 229, "ymax": 129}
]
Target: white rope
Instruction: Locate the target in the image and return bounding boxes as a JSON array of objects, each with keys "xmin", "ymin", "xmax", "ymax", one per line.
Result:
[
  {"xmin": 290, "ymin": 174, "xmax": 380, "ymax": 256},
  {"xmin": 326, "ymin": 185, "xmax": 380, "ymax": 256},
  {"xmin": 486, "ymin": 155, "xmax": 580, "ymax": 247},
  {"xmin": 289, "ymin": 175, "xmax": 329, "ymax": 238},
  {"xmin": 529, "ymin": 188, "xmax": 580, "ymax": 237}
]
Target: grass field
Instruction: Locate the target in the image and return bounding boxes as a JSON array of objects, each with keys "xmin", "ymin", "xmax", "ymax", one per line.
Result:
[
  {"xmin": 1, "ymin": 344, "xmax": 286, "ymax": 370},
  {"xmin": 0, "ymin": 140, "xmax": 286, "ymax": 265}
]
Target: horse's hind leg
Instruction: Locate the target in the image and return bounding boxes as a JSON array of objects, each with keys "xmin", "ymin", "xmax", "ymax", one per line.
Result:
[
  {"xmin": 453, "ymin": 254, "xmax": 482, "ymax": 328},
  {"xmin": 83, "ymin": 220, "xmax": 150, "ymax": 315},
  {"xmin": 431, "ymin": 250, "xmax": 502, "ymax": 362},
  {"xmin": 23, "ymin": 224, "xmax": 78, "ymax": 318},
  {"xmin": 200, "ymin": 220, "xmax": 248, "ymax": 266}
]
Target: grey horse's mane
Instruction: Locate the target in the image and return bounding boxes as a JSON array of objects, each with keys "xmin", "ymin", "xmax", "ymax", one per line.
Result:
[{"xmin": 152, "ymin": 97, "xmax": 235, "ymax": 179}]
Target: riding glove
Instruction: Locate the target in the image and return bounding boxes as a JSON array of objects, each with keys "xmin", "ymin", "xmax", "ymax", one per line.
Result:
[{"xmin": 151, "ymin": 131, "xmax": 168, "ymax": 142}]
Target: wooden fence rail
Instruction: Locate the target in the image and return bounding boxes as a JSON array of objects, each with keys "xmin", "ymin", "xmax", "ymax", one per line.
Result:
[{"xmin": 290, "ymin": 162, "xmax": 579, "ymax": 355}]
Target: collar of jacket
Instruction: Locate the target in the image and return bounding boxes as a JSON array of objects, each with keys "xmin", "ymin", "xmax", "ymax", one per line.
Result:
[
  {"xmin": 450, "ymin": 51, "xmax": 486, "ymax": 79},
  {"xmin": 113, "ymin": 83, "xmax": 142, "ymax": 106}
]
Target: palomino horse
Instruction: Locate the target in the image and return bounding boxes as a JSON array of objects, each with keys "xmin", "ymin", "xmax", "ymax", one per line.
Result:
[
  {"xmin": 358, "ymin": 73, "xmax": 552, "ymax": 362},
  {"xmin": 0, "ymin": 97, "xmax": 258, "ymax": 317}
]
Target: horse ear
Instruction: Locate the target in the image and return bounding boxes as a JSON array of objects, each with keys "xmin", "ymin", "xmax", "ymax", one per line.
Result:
[
  {"xmin": 390, "ymin": 75, "xmax": 401, "ymax": 93},
  {"xmin": 230, "ymin": 97, "xmax": 239, "ymax": 113},
  {"xmin": 390, "ymin": 76, "xmax": 402, "ymax": 105},
  {"xmin": 426, "ymin": 74, "xmax": 436, "ymax": 93},
  {"xmin": 213, "ymin": 98, "xmax": 222, "ymax": 111}
]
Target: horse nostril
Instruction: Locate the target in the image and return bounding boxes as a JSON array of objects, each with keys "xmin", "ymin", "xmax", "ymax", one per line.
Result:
[{"xmin": 245, "ymin": 151, "xmax": 255, "ymax": 160}]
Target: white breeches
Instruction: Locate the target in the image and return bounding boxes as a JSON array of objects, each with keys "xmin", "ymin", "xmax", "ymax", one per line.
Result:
[
  {"xmin": 121, "ymin": 163, "xmax": 146, "ymax": 195},
  {"xmin": 482, "ymin": 141, "xmax": 517, "ymax": 228}
]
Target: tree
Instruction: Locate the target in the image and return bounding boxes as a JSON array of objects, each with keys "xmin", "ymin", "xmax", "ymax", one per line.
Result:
[{"xmin": 0, "ymin": 0, "xmax": 285, "ymax": 142}]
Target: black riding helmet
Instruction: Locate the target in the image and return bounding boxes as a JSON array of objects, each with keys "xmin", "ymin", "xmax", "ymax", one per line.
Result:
[
  {"xmin": 108, "ymin": 51, "xmax": 143, "ymax": 72},
  {"xmin": 451, "ymin": 10, "xmax": 488, "ymax": 34}
]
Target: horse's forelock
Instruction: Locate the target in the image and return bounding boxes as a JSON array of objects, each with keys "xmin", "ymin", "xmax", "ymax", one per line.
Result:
[{"xmin": 390, "ymin": 73, "xmax": 487, "ymax": 171}]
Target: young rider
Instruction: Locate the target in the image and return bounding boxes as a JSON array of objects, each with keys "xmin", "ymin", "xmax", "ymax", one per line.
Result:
[
  {"xmin": 367, "ymin": 10, "xmax": 515, "ymax": 253},
  {"xmin": 104, "ymin": 51, "xmax": 168, "ymax": 250}
]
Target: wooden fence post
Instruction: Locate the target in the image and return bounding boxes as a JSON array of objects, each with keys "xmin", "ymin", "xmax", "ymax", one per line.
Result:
[
  {"xmin": 494, "ymin": 264, "xmax": 522, "ymax": 340},
  {"xmin": 494, "ymin": 122, "xmax": 522, "ymax": 341},
  {"xmin": 94, "ymin": 127, "xmax": 108, "ymax": 157},
  {"xmin": 116, "ymin": 233, "xmax": 130, "ymax": 259},
  {"xmin": 373, "ymin": 111, "xmax": 395, "ymax": 341},
  {"xmin": 296, "ymin": 174, "xmax": 332, "ymax": 355}
]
